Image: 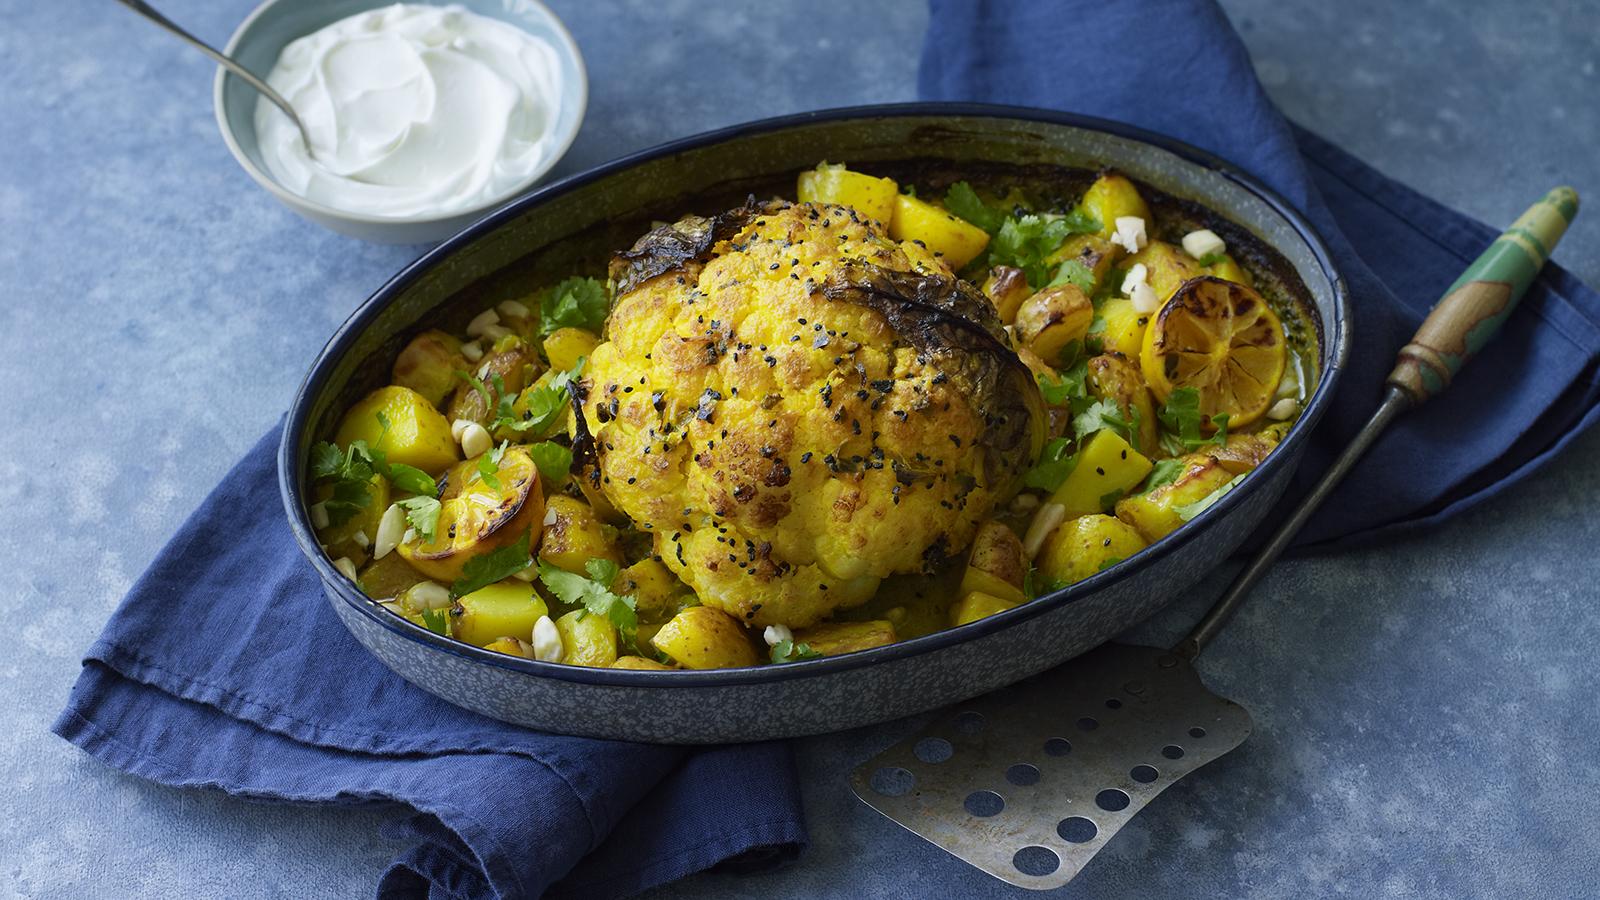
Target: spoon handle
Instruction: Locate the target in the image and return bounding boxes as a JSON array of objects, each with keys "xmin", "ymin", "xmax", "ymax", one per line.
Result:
[
  {"xmin": 1172, "ymin": 185, "xmax": 1579, "ymax": 660},
  {"xmin": 114, "ymin": 0, "xmax": 312, "ymax": 150}
]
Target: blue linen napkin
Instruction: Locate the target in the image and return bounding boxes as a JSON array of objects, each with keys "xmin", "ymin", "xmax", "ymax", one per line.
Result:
[
  {"xmin": 53, "ymin": 425, "xmax": 806, "ymax": 899},
  {"xmin": 921, "ymin": 0, "xmax": 1600, "ymax": 549}
]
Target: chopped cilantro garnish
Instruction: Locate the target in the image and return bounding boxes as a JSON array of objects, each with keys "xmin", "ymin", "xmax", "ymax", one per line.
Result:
[
  {"xmin": 540, "ymin": 277, "xmax": 608, "ymax": 336},
  {"xmin": 396, "ymin": 496, "xmax": 441, "ymax": 543},
  {"xmin": 477, "ymin": 440, "xmax": 507, "ymax": 490},
  {"xmin": 770, "ymin": 639, "xmax": 823, "ymax": 664},
  {"xmin": 537, "ymin": 559, "xmax": 638, "ymax": 639},
  {"xmin": 419, "ymin": 605, "xmax": 451, "ymax": 636},
  {"xmin": 1048, "ymin": 258, "xmax": 1096, "ymax": 291},
  {"xmin": 1023, "ymin": 437, "xmax": 1078, "ymax": 492},
  {"xmin": 943, "ymin": 181, "xmax": 1007, "ymax": 234},
  {"xmin": 1158, "ymin": 387, "xmax": 1231, "ymax": 454},
  {"xmin": 1072, "ymin": 397, "xmax": 1135, "ymax": 446},
  {"xmin": 454, "ymin": 369, "xmax": 493, "ymax": 409},
  {"xmin": 1060, "ymin": 207, "xmax": 1102, "ymax": 235},
  {"xmin": 1174, "ymin": 473, "xmax": 1247, "ymax": 522},
  {"xmin": 450, "ymin": 530, "xmax": 533, "ymax": 598},
  {"xmin": 493, "ymin": 360, "xmax": 584, "ymax": 439},
  {"xmin": 309, "ymin": 418, "xmax": 437, "ymax": 527},
  {"xmin": 1139, "ymin": 457, "xmax": 1186, "ymax": 493},
  {"xmin": 990, "ymin": 215, "xmax": 1074, "ymax": 288},
  {"xmin": 1197, "ymin": 252, "xmax": 1228, "ymax": 267},
  {"xmin": 527, "ymin": 441, "xmax": 573, "ymax": 484}
]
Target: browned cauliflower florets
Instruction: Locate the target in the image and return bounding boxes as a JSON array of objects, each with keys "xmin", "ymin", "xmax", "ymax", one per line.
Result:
[{"xmin": 578, "ymin": 200, "xmax": 1042, "ymax": 628}]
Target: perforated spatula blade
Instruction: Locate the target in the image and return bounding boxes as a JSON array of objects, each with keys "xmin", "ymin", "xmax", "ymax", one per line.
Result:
[
  {"xmin": 850, "ymin": 186, "xmax": 1578, "ymax": 888},
  {"xmin": 851, "ymin": 643, "xmax": 1250, "ymax": 888}
]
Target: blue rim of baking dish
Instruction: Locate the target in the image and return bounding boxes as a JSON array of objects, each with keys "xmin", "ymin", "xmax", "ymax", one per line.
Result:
[{"xmin": 278, "ymin": 101, "xmax": 1351, "ymax": 688}]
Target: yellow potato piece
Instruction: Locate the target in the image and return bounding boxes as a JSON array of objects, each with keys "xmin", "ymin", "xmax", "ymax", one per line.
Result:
[
  {"xmin": 793, "ymin": 620, "xmax": 898, "ymax": 656},
  {"xmin": 1050, "ymin": 430, "xmax": 1153, "ymax": 517},
  {"xmin": 1044, "ymin": 233, "xmax": 1119, "ymax": 293},
  {"xmin": 1014, "ymin": 284, "xmax": 1093, "ymax": 365},
  {"xmin": 652, "ymin": 606, "xmax": 758, "ymax": 669},
  {"xmin": 1126, "ymin": 241, "xmax": 1204, "ymax": 304},
  {"xmin": 483, "ymin": 636, "xmax": 533, "ymax": 659},
  {"xmin": 556, "ymin": 609, "xmax": 619, "ymax": 668},
  {"xmin": 335, "ymin": 385, "xmax": 459, "ymax": 475},
  {"xmin": 538, "ymin": 494, "xmax": 622, "ymax": 575},
  {"xmin": 959, "ymin": 521, "xmax": 1026, "ymax": 604},
  {"xmin": 1205, "ymin": 253, "xmax": 1254, "ymax": 288},
  {"xmin": 1037, "ymin": 515, "xmax": 1148, "ymax": 587},
  {"xmin": 315, "ymin": 472, "xmax": 390, "ymax": 564},
  {"xmin": 981, "ymin": 265, "xmax": 1032, "ymax": 324},
  {"xmin": 950, "ymin": 591, "xmax": 1018, "ymax": 627},
  {"xmin": 796, "ymin": 162, "xmax": 898, "ymax": 226},
  {"xmin": 453, "ymin": 581, "xmax": 549, "ymax": 647},
  {"xmin": 542, "ymin": 327, "xmax": 599, "ymax": 374},
  {"xmin": 391, "ymin": 330, "xmax": 464, "ymax": 406},
  {"xmin": 1080, "ymin": 173, "xmax": 1152, "ymax": 240},
  {"xmin": 1115, "ymin": 454, "xmax": 1237, "ymax": 542},
  {"xmin": 611, "ymin": 655, "xmax": 673, "ymax": 670},
  {"xmin": 889, "ymin": 193, "xmax": 991, "ymax": 269},
  {"xmin": 1098, "ymin": 297, "xmax": 1150, "ymax": 359},
  {"xmin": 613, "ymin": 558, "xmax": 690, "ymax": 623}
]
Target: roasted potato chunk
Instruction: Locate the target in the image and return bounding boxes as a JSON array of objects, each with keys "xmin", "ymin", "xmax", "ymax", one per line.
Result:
[
  {"xmin": 555, "ymin": 609, "xmax": 619, "ymax": 668},
  {"xmin": 1050, "ymin": 429, "xmax": 1153, "ymax": 517},
  {"xmin": 335, "ymin": 385, "xmax": 459, "ymax": 475},
  {"xmin": 542, "ymin": 327, "xmax": 599, "ymax": 374},
  {"xmin": 538, "ymin": 494, "xmax": 622, "ymax": 575},
  {"xmin": 959, "ymin": 521, "xmax": 1026, "ymax": 605},
  {"xmin": 889, "ymin": 193, "xmax": 991, "ymax": 269},
  {"xmin": 1037, "ymin": 514, "xmax": 1148, "ymax": 587},
  {"xmin": 1045, "ymin": 233, "xmax": 1119, "ymax": 293},
  {"xmin": 950, "ymin": 591, "xmax": 1018, "ymax": 627},
  {"xmin": 793, "ymin": 620, "xmax": 898, "ymax": 656},
  {"xmin": 1098, "ymin": 297, "xmax": 1150, "ymax": 359},
  {"xmin": 652, "ymin": 606, "xmax": 759, "ymax": 669},
  {"xmin": 448, "ymin": 340, "xmax": 541, "ymax": 427},
  {"xmin": 1086, "ymin": 353, "xmax": 1159, "ymax": 455},
  {"xmin": 1126, "ymin": 241, "xmax": 1204, "ymax": 304},
  {"xmin": 358, "ymin": 549, "xmax": 425, "ymax": 600},
  {"xmin": 613, "ymin": 558, "xmax": 690, "ymax": 624},
  {"xmin": 797, "ymin": 162, "xmax": 898, "ymax": 225},
  {"xmin": 1205, "ymin": 253, "xmax": 1254, "ymax": 287},
  {"xmin": 1080, "ymin": 173, "xmax": 1151, "ymax": 240},
  {"xmin": 1115, "ymin": 454, "xmax": 1236, "ymax": 542},
  {"xmin": 483, "ymin": 636, "xmax": 534, "ymax": 659},
  {"xmin": 611, "ymin": 655, "xmax": 673, "ymax": 670},
  {"xmin": 981, "ymin": 265, "xmax": 1032, "ymax": 323},
  {"xmin": 1014, "ymin": 283, "xmax": 1093, "ymax": 365},
  {"xmin": 391, "ymin": 330, "xmax": 465, "ymax": 406},
  {"xmin": 452, "ymin": 581, "xmax": 549, "ymax": 647}
]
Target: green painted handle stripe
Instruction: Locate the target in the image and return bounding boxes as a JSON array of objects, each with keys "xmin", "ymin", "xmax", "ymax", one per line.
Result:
[{"xmin": 1438, "ymin": 186, "xmax": 1578, "ymax": 368}]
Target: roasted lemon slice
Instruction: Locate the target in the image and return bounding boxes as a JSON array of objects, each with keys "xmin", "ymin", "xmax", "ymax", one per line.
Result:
[
  {"xmin": 397, "ymin": 446, "xmax": 545, "ymax": 582},
  {"xmin": 1140, "ymin": 276, "xmax": 1287, "ymax": 428}
]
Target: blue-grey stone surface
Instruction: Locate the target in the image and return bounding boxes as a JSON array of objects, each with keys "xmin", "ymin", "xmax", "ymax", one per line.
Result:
[{"xmin": 3, "ymin": 0, "xmax": 1597, "ymax": 897}]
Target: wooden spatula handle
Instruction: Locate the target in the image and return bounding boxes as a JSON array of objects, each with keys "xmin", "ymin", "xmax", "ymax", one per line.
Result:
[{"xmin": 1388, "ymin": 186, "xmax": 1579, "ymax": 404}]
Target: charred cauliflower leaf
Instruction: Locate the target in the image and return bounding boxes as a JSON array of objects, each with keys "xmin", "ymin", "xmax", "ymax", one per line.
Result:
[{"xmin": 580, "ymin": 200, "xmax": 1044, "ymax": 627}]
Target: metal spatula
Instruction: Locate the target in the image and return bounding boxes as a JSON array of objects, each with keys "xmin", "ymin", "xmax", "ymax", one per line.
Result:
[{"xmin": 851, "ymin": 186, "xmax": 1579, "ymax": 889}]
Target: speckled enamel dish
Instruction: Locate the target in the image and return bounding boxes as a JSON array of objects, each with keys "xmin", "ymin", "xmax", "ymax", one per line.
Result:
[{"xmin": 279, "ymin": 104, "xmax": 1349, "ymax": 743}]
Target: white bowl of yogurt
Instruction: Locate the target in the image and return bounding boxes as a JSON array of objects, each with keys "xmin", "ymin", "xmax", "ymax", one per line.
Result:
[{"xmin": 215, "ymin": 0, "xmax": 586, "ymax": 244}]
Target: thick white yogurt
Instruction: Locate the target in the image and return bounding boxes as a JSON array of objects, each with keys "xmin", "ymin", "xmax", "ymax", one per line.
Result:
[{"xmin": 254, "ymin": 4, "xmax": 565, "ymax": 219}]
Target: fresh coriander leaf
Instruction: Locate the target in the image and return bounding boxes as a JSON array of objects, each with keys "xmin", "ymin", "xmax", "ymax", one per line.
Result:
[
  {"xmin": 527, "ymin": 441, "xmax": 574, "ymax": 484},
  {"xmin": 943, "ymin": 181, "xmax": 1007, "ymax": 234},
  {"xmin": 1022, "ymin": 566, "xmax": 1038, "ymax": 600},
  {"xmin": 1159, "ymin": 387, "xmax": 1206, "ymax": 452},
  {"xmin": 1174, "ymin": 473, "xmax": 1247, "ymax": 522},
  {"xmin": 476, "ymin": 441, "xmax": 506, "ymax": 490},
  {"xmin": 1061, "ymin": 208, "xmax": 1101, "ymax": 235},
  {"xmin": 451, "ymin": 530, "xmax": 533, "ymax": 598},
  {"xmin": 770, "ymin": 639, "xmax": 823, "ymax": 664},
  {"xmin": 383, "ymin": 463, "xmax": 437, "ymax": 496},
  {"xmin": 494, "ymin": 362, "xmax": 583, "ymax": 438},
  {"xmin": 1209, "ymin": 413, "xmax": 1230, "ymax": 446},
  {"xmin": 419, "ymin": 606, "xmax": 451, "ymax": 636},
  {"xmin": 537, "ymin": 561, "xmax": 637, "ymax": 637},
  {"xmin": 1140, "ymin": 458, "xmax": 1187, "ymax": 493},
  {"xmin": 1098, "ymin": 488, "xmax": 1127, "ymax": 510},
  {"xmin": 990, "ymin": 215, "xmax": 1072, "ymax": 288},
  {"xmin": 322, "ymin": 477, "xmax": 372, "ymax": 526},
  {"xmin": 1048, "ymin": 258, "xmax": 1096, "ymax": 291},
  {"xmin": 1072, "ymin": 398, "xmax": 1134, "ymax": 445},
  {"xmin": 310, "ymin": 442, "xmax": 345, "ymax": 480},
  {"xmin": 1197, "ymin": 252, "xmax": 1227, "ymax": 267},
  {"xmin": 901, "ymin": 184, "xmax": 917, "ymax": 198},
  {"xmin": 540, "ymin": 277, "xmax": 608, "ymax": 336},
  {"xmin": 1096, "ymin": 556, "xmax": 1124, "ymax": 572},
  {"xmin": 1023, "ymin": 437, "xmax": 1078, "ymax": 491},
  {"xmin": 396, "ymin": 496, "xmax": 441, "ymax": 543}
]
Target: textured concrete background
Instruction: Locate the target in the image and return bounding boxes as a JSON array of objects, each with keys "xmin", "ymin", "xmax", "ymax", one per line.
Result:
[{"xmin": 3, "ymin": 0, "xmax": 1598, "ymax": 897}]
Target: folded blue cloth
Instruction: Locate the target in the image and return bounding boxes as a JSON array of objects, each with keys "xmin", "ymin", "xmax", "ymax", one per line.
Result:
[
  {"xmin": 53, "ymin": 426, "xmax": 806, "ymax": 899},
  {"xmin": 921, "ymin": 0, "xmax": 1600, "ymax": 548},
  {"xmin": 57, "ymin": 3, "xmax": 1600, "ymax": 899}
]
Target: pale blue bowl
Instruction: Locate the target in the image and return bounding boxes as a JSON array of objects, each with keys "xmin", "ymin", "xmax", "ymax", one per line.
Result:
[{"xmin": 213, "ymin": 0, "xmax": 587, "ymax": 244}]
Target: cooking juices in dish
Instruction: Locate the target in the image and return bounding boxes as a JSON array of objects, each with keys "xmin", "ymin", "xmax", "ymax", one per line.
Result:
[
  {"xmin": 306, "ymin": 164, "xmax": 1317, "ymax": 669},
  {"xmin": 254, "ymin": 4, "xmax": 567, "ymax": 218}
]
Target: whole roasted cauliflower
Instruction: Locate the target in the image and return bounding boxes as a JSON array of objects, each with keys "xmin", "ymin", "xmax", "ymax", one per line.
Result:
[{"xmin": 578, "ymin": 199, "xmax": 1043, "ymax": 628}]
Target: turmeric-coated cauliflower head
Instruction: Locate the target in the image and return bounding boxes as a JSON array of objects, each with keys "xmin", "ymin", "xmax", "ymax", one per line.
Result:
[{"xmin": 578, "ymin": 200, "xmax": 1043, "ymax": 628}]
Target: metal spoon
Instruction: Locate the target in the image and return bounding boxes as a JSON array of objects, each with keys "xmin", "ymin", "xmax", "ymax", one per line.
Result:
[{"xmin": 114, "ymin": 0, "xmax": 315, "ymax": 156}]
